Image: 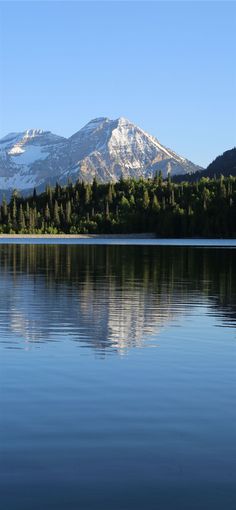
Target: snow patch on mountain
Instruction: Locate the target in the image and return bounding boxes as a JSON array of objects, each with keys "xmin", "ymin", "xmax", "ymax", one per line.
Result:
[{"xmin": 9, "ymin": 146, "xmax": 50, "ymax": 164}]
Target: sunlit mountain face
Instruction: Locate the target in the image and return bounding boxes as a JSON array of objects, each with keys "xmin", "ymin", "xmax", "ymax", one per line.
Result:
[
  {"xmin": 0, "ymin": 245, "xmax": 235, "ymax": 355},
  {"xmin": 0, "ymin": 118, "xmax": 202, "ymax": 194}
]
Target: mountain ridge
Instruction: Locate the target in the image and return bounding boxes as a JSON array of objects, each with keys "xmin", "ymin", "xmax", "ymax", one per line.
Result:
[
  {"xmin": 0, "ymin": 117, "xmax": 203, "ymax": 191},
  {"xmin": 173, "ymin": 147, "xmax": 236, "ymax": 183}
]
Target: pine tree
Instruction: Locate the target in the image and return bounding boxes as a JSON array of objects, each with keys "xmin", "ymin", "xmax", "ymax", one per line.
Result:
[
  {"xmin": 66, "ymin": 200, "xmax": 72, "ymax": 225},
  {"xmin": 92, "ymin": 178, "xmax": 98, "ymax": 201},
  {"xmin": 153, "ymin": 171, "xmax": 158, "ymax": 184},
  {"xmin": 85, "ymin": 184, "xmax": 91, "ymax": 206},
  {"xmin": 29, "ymin": 208, "xmax": 35, "ymax": 230},
  {"xmin": 55, "ymin": 182, "xmax": 61, "ymax": 199},
  {"xmin": 25, "ymin": 202, "xmax": 30, "ymax": 226},
  {"xmin": 45, "ymin": 203, "xmax": 51, "ymax": 224},
  {"xmin": 143, "ymin": 190, "xmax": 150, "ymax": 210},
  {"xmin": 53, "ymin": 200, "xmax": 60, "ymax": 227},
  {"xmin": 105, "ymin": 201, "xmax": 110, "ymax": 219},
  {"xmin": 18, "ymin": 204, "xmax": 26, "ymax": 231},
  {"xmin": 158, "ymin": 170, "xmax": 163, "ymax": 186},
  {"xmin": 12, "ymin": 198, "xmax": 17, "ymax": 230},
  {"xmin": 2, "ymin": 195, "xmax": 8, "ymax": 221},
  {"xmin": 152, "ymin": 195, "xmax": 160, "ymax": 212},
  {"xmin": 107, "ymin": 184, "xmax": 113, "ymax": 204},
  {"xmin": 170, "ymin": 189, "xmax": 175, "ymax": 206},
  {"xmin": 60, "ymin": 204, "xmax": 65, "ymax": 224},
  {"xmin": 7, "ymin": 211, "xmax": 12, "ymax": 230},
  {"xmin": 47, "ymin": 186, "xmax": 53, "ymax": 206},
  {"xmin": 75, "ymin": 190, "xmax": 79, "ymax": 205}
]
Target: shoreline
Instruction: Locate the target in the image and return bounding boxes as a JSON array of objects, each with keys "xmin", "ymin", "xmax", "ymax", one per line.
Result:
[
  {"xmin": 0, "ymin": 235, "xmax": 235, "ymax": 248},
  {"xmin": 0, "ymin": 233, "xmax": 156, "ymax": 239}
]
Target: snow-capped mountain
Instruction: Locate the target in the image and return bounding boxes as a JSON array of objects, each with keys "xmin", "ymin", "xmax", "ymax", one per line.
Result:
[
  {"xmin": 0, "ymin": 129, "xmax": 68, "ymax": 190},
  {"xmin": 0, "ymin": 118, "xmax": 202, "ymax": 191}
]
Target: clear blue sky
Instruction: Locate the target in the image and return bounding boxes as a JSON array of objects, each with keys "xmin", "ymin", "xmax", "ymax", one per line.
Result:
[{"xmin": 0, "ymin": 1, "xmax": 235, "ymax": 167}]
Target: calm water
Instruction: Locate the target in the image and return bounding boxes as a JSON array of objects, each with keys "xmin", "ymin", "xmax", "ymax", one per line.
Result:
[{"xmin": 0, "ymin": 243, "xmax": 235, "ymax": 510}]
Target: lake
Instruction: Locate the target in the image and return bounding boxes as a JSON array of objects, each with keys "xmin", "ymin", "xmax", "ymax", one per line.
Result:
[{"xmin": 0, "ymin": 242, "xmax": 235, "ymax": 510}]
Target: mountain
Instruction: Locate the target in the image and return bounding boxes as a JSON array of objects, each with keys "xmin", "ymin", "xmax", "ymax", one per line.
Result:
[
  {"xmin": 173, "ymin": 147, "xmax": 236, "ymax": 183},
  {"xmin": 0, "ymin": 117, "xmax": 202, "ymax": 192},
  {"xmin": 66, "ymin": 117, "xmax": 202, "ymax": 182},
  {"xmin": 205, "ymin": 148, "xmax": 236, "ymax": 178},
  {"xmin": 0, "ymin": 129, "xmax": 68, "ymax": 191}
]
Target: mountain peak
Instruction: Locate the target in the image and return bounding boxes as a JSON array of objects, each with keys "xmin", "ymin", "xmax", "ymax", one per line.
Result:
[
  {"xmin": 23, "ymin": 129, "xmax": 46, "ymax": 138},
  {"xmin": 81, "ymin": 117, "xmax": 110, "ymax": 131},
  {"xmin": 20, "ymin": 129, "xmax": 66, "ymax": 145},
  {"xmin": 116, "ymin": 117, "xmax": 132, "ymax": 126}
]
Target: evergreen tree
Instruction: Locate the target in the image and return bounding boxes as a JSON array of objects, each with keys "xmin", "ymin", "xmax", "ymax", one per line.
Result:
[
  {"xmin": 2, "ymin": 196, "xmax": 7, "ymax": 221},
  {"xmin": 66, "ymin": 200, "xmax": 72, "ymax": 225},
  {"xmin": 18, "ymin": 204, "xmax": 26, "ymax": 231},
  {"xmin": 12, "ymin": 198, "xmax": 17, "ymax": 229},
  {"xmin": 53, "ymin": 200, "xmax": 60, "ymax": 227},
  {"xmin": 143, "ymin": 190, "xmax": 150, "ymax": 210},
  {"xmin": 152, "ymin": 195, "xmax": 160, "ymax": 212},
  {"xmin": 45, "ymin": 203, "xmax": 51, "ymax": 223},
  {"xmin": 0, "ymin": 175, "xmax": 235, "ymax": 237}
]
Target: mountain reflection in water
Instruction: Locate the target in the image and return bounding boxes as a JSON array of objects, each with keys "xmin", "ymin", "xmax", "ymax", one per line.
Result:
[{"xmin": 0, "ymin": 244, "xmax": 235, "ymax": 354}]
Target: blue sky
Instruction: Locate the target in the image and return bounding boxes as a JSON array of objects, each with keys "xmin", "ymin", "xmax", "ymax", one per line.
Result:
[{"xmin": 0, "ymin": 1, "xmax": 235, "ymax": 167}]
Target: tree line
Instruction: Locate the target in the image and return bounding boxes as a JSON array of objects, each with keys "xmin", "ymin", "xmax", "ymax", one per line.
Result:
[{"xmin": 0, "ymin": 173, "xmax": 235, "ymax": 237}]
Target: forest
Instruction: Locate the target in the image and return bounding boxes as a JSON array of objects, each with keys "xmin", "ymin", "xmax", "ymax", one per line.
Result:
[{"xmin": 0, "ymin": 174, "xmax": 235, "ymax": 237}]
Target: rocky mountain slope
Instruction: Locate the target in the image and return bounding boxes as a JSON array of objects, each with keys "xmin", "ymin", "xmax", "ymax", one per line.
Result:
[{"xmin": 0, "ymin": 117, "xmax": 203, "ymax": 191}]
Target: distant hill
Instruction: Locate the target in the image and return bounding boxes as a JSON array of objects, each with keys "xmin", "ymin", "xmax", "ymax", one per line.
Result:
[
  {"xmin": 205, "ymin": 148, "xmax": 236, "ymax": 178},
  {"xmin": 173, "ymin": 148, "xmax": 236, "ymax": 182}
]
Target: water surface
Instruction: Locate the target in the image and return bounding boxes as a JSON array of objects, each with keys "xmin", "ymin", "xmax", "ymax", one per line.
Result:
[{"xmin": 0, "ymin": 244, "xmax": 235, "ymax": 509}]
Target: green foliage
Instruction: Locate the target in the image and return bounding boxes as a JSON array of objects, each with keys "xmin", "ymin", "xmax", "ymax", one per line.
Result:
[{"xmin": 0, "ymin": 175, "xmax": 236, "ymax": 237}]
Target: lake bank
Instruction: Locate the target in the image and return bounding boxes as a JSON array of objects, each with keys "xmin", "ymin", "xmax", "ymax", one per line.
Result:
[
  {"xmin": 0, "ymin": 233, "xmax": 156, "ymax": 239},
  {"xmin": 0, "ymin": 235, "xmax": 235, "ymax": 247}
]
